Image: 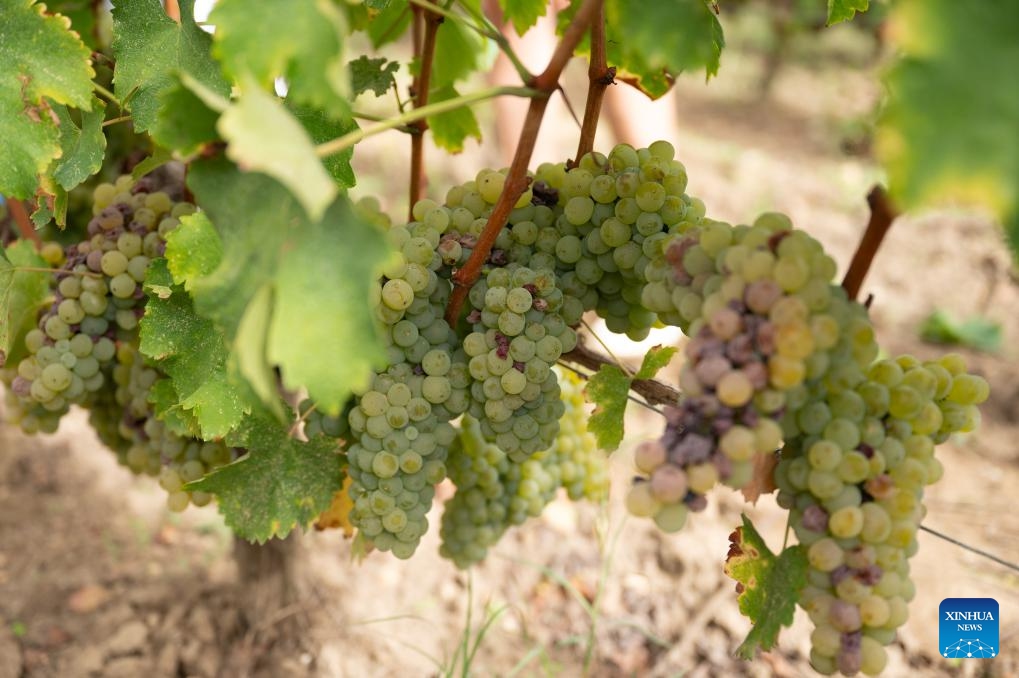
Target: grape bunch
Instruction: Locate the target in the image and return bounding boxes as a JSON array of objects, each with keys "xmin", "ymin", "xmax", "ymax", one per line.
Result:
[
  {"xmin": 3, "ymin": 172, "xmax": 193, "ymax": 433},
  {"xmin": 462, "ymin": 264, "xmax": 573, "ymax": 460},
  {"xmin": 439, "ymin": 367, "xmax": 607, "ymax": 568},
  {"xmin": 0, "ymin": 171, "xmax": 243, "ymax": 512},
  {"xmin": 343, "ymin": 200, "xmax": 471, "ymax": 559},
  {"xmin": 776, "ymin": 354, "xmax": 987, "ymax": 676}
]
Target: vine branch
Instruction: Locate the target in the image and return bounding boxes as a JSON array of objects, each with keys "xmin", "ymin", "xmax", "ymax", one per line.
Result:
[
  {"xmin": 315, "ymin": 86, "xmax": 538, "ymax": 159},
  {"xmin": 7, "ymin": 199, "xmax": 41, "ymax": 247},
  {"xmin": 841, "ymin": 185, "xmax": 898, "ymax": 301},
  {"xmin": 562, "ymin": 343, "xmax": 681, "ymax": 408},
  {"xmin": 574, "ymin": 1, "xmax": 613, "ymax": 165},
  {"xmin": 408, "ymin": 5, "xmax": 442, "ymax": 215},
  {"xmin": 444, "ymin": 0, "xmax": 603, "ymax": 326}
]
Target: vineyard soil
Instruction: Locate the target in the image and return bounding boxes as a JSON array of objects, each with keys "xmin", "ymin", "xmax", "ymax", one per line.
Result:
[{"xmin": 2, "ymin": 50, "xmax": 1018, "ymax": 678}]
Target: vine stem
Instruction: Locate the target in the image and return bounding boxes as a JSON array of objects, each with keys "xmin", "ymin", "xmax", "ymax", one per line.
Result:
[
  {"xmin": 408, "ymin": 5, "xmax": 442, "ymax": 216},
  {"xmin": 315, "ymin": 86, "xmax": 538, "ymax": 159},
  {"xmin": 7, "ymin": 199, "xmax": 41, "ymax": 247},
  {"xmin": 444, "ymin": 0, "xmax": 603, "ymax": 326},
  {"xmin": 841, "ymin": 185, "xmax": 898, "ymax": 301},
  {"xmin": 561, "ymin": 343, "xmax": 681, "ymax": 408},
  {"xmin": 573, "ymin": 1, "xmax": 613, "ymax": 165},
  {"xmin": 11, "ymin": 267, "xmax": 102, "ymax": 279}
]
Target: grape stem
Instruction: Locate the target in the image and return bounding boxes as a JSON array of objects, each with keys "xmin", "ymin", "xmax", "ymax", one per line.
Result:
[
  {"xmin": 444, "ymin": 0, "xmax": 604, "ymax": 326},
  {"xmin": 573, "ymin": 1, "xmax": 613, "ymax": 165},
  {"xmin": 408, "ymin": 4, "xmax": 442, "ymax": 217},
  {"xmin": 561, "ymin": 342, "xmax": 681, "ymax": 408},
  {"xmin": 841, "ymin": 185, "xmax": 898, "ymax": 301},
  {"xmin": 7, "ymin": 199, "xmax": 41, "ymax": 247}
]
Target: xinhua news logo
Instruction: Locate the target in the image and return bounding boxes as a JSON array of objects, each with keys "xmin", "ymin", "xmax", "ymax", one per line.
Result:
[{"xmin": 939, "ymin": 598, "xmax": 999, "ymax": 659}]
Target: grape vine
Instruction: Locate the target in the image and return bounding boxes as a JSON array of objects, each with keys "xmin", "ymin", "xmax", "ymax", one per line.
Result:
[{"xmin": 0, "ymin": 1, "xmax": 1012, "ymax": 675}]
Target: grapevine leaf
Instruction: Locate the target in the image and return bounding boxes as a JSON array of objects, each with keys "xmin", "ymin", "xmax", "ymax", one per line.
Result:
[
  {"xmin": 218, "ymin": 80, "xmax": 338, "ymax": 221},
  {"xmin": 111, "ymin": 0, "xmax": 228, "ymax": 132},
  {"xmin": 0, "ymin": 241, "xmax": 49, "ymax": 365},
  {"xmin": 0, "ymin": 0, "xmax": 94, "ymax": 198},
  {"xmin": 558, "ymin": 0, "xmax": 723, "ymax": 99},
  {"xmin": 431, "ymin": 19, "xmax": 483, "ymax": 89},
  {"xmin": 164, "ymin": 211, "xmax": 222, "ymax": 287},
  {"xmin": 185, "ymin": 158, "xmax": 388, "ymax": 415},
  {"xmin": 635, "ymin": 345, "xmax": 677, "ymax": 380},
  {"xmin": 148, "ymin": 378, "xmax": 201, "ymax": 437},
  {"xmin": 139, "ymin": 257, "xmax": 253, "ymax": 439},
  {"xmin": 827, "ymin": 0, "xmax": 869, "ymax": 26},
  {"xmin": 287, "ymin": 104, "xmax": 358, "ymax": 189},
  {"xmin": 47, "ymin": 0, "xmax": 99, "ymax": 51},
  {"xmin": 52, "ymin": 99, "xmax": 106, "ymax": 190},
  {"xmin": 741, "ymin": 452, "xmax": 779, "ymax": 505},
  {"xmin": 586, "ymin": 364, "xmax": 631, "ymax": 451},
  {"xmin": 314, "ymin": 473, "xmax": 356, "ymax": 537},
  {"xmin": 366, "ymin": 1, "xmax": 413, "ymax": 48},
  {"xmin": 188, "ymin": 409, "xmax": 346, "ymax": 543},
  {"xmin": 724, "ymin": 515, "xmax": 808, "ymax": 659},
  {"xmin": 428, "ymin": 85, "xmax": 482, "ymax": 153},
  {"xmin": 919, "ymin": 310, "xmax": 1002, "ymax": 353},
  {"xmin": 149, "ymin": 75, "xmax": 221, "ymax": 155},
  {"xmin": 209, "ymin": 0, "xmax": 350, "ymax": 116},
  {"xmin": 877, "ymin": 0, "xmax": 1019, "ymax": 261},
  {"xmin": 349, "ymin": 55, "xmax": 400, "ymax": 98},
  {"xmin": 232, "ymin": 283, "xmax": 283, "ymax": 420},
  {"xmin": 499, "ymin": 0, "xmax": 548, "ymax": 35},
  {"xmin": 131, "ymin": 148, "xmax": 173, "ymax": 181}
]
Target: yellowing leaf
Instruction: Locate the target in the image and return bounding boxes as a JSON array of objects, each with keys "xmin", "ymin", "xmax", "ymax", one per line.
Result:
[{"xmin": 723, "ymin": 515, "xmax": 807, "ymax": 659}]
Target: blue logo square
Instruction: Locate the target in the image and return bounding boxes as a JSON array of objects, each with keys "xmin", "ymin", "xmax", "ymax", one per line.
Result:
[{"xmin": 940, "ymin": 598, "xmax": 999, "ymax": 659}]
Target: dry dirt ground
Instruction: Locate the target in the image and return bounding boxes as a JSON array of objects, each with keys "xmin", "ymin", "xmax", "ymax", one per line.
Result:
[{"xmin": 3, "ymin": 21, "xmax": 1019, "ymax": 678}]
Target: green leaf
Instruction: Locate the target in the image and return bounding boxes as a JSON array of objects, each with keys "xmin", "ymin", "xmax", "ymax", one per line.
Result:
[
  {"xmin": 149, "ymin": 75, "xmax": 220, "ymax": 155},
  {"xmin": 349, "ymin": 55, "xmax": 400, "ymax": 98},
  {"xmin": 427, "ymin": 84, "xmax": 482, "ymax": 153},
  {"xmin": 185, "ymin": 158, "xmax": 389, "ymax": 415},
  {"xmin": 919, "ymin": 309, "xmax": 1002, "ymax": 353},
  {"xmin": 52, "ymin": 99, "xmax": 107, "ymax": 191},
  {"xmin": 0, "ymin": 0, "xmax": 94, "ymax": 198},
  {"xmin": 210, "ymin": 0, "xmax": 350, "ymax": 117},
  {"xmin": 559, "ymin": 0, "xmax": 723, "ymax": 99},
  {"xmin": 635, "ymin": 345, "xmax": 677, "ymax": 381},
  {"xmin": 585, "ymin": 364, "xmax": 631, "ymax": 451},
  {"xmin": 0, "ymin": 241, "xmax": 49, "ymax": 365},
  {"xmin": 723, "ymin": 515, "xmax": 808, "ymax": 659},
  {"xmin": 165, "ymin": 211, "xmax": 222, "ymax": 286},
  {"xmin": 47, "ymin": 0, "xmax": 99, "ymax": 51},
  {"xmin": 287, "ymin": 104, "xmax": 358, "ymax": 189},
  {"xmin": 431, "ymin": 19, "xmax": 484, "ymax": 89},
  {"xmin": 148, "ymin": 378, "xmax": 201, "ymax": 437},
  {"xmin": 111, "ymin": 0, "xmax": 229, "ymax": 132},
  {"xmin": 139, "ymin": 256, "xmax": 254, "ymax": 439},
  {"xmin": 499, "ymin": 0, "xmax": 548, "ymax": 35},
  {"xmin": 187, "ymin": 409, "xmax": 346, "ymax": 542},
  {"xmin": 131, "ymin": 147, "xmax": 173, "ymax": 181},
  {"xmin": 218, "ymin": 81, "xmax": 338, "ymax": 221},
  {"xmin": 827, "ymin": 0, "xmax": 869, "ymax": 26},
  {"xmin": 877, "ymin": 0, "xmax": 1019, "ymax": 260},
  {"xmin": 366, "ymin": 0, "xmax": 413, "ymax": 48}
]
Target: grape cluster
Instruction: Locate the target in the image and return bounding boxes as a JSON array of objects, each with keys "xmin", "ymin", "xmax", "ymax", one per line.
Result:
[
  {"xmin": 343, "ymin": 201, "xmax": 470, "ymax": 559},
  {"xmin": 776, "ymin": 354, "xmax": 987, "ymax": 676},
  {"xmin": 462, "ymin": 265, "xmax": 573, "ymax": 460},
  {"xmin": 628, "ymin": 216, "xmax": 866, "ymax": 527},
  {"xmin": 1, "ymin": 172, "xmax": 239, "ymax": 512},
  {"xmin": 3, "ymin": 173, "xmax": 193, "ymax": 432},
  {"xmin": 439, "ymin": 368, "xmax": 607, "ymax": 568}
]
